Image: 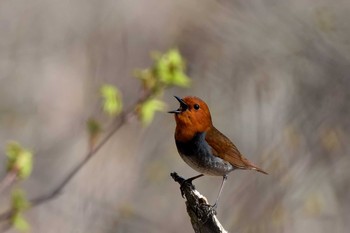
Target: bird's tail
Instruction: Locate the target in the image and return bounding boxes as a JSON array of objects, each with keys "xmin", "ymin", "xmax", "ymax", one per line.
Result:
[
  {"xmin": 252, "ymin": 166, "xmax": 268, "ymax": 175},
  {"xmin": 247, "ymin": 162, "xmax": 268, "ymax": 175}
]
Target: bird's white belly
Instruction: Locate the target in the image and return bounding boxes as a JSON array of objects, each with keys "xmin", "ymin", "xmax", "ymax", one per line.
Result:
[{"xmin": 179, "ymin": 152, "xmax": 234, "ymax": 176}]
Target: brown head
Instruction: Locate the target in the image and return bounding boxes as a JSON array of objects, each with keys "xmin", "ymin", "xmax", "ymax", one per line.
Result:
[{"xmin": 169, "ymin": 96, "xmax": 212, "ymax": 142}]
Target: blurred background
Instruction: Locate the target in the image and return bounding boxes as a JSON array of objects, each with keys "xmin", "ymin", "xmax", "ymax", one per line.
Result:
[{"xmin": 1, "ymin": 0, "xmax": 350, "ymax": 232}]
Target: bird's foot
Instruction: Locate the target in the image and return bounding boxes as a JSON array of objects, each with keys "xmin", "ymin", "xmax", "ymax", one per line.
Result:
[
  {"xmin": 211, "ymin": 202, "xmax": 219, "ymax": 210},
  {"xmin": 209, "ymin": 203, "xmax": 217, "ymax": 216}
]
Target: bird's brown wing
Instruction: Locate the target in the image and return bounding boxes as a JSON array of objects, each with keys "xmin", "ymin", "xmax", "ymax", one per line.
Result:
[{"xmin": 206, "ymin": 127, "xmax": 268, "ymax": 174}]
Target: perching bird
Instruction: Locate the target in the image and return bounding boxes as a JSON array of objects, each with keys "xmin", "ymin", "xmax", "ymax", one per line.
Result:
[{"xmin": 169, "ymin": 96, "xmax": 267, "ymax": 208}]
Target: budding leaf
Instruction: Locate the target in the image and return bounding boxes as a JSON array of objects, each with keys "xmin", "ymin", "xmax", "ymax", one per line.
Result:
[
  {"xmin": 100, "ymin": 85, "xmax": 123, "ymax": 116},
  {"xmin": 6, "ymin": 142, "xmax": 22, "ymax": 165},
  {"xmin": 5, "ymin": 142, "xmax": 33, "ymax": 179},
  {"xmin": 11, "ymin": 189, "xmax": 30, "ymax": 212},
  {"xmin": 156, "ymin": 49, "xmax": 191, "ymax": 87},
  {"xmin": 134, "ymin": 69, "xmax": 157, "ymax": 91},
  {"xmin": 10, "ymin": 190, "xmax": 30, "ymax": 231},
  {"xmin": 87, "ymin": 118, "xmax": 102, "ymax": 150},
  {"xmin": 139, "ymin": 99, "xmax": 166, "ymax": 126},
  {"xmin": 16, "ymin": 150, "xmax": 33, "ymax": 179},
  {"xmin": 165, "ymin": 49, "xmax": 183, "ymax": 67},
  {"xmin": 87, "ymin": 118, "xmax": 101, "ymax": 137},
  {"xmin": 172, "ymin": 71, "xmax": 191, "ymax": 87},
  {"xmin": 12, "ymin": 213, "xmax": 30, "ymax": 231}
]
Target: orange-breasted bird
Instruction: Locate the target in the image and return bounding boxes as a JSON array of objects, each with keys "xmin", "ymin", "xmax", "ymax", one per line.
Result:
[{"xmin": 169, "ymin": 96, "xmax": 267, "ymax": 208}]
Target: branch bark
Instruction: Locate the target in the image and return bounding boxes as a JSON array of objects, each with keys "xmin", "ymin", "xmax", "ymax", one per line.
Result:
[{"xmin": 170, "ymin": 172, "xmax": 228, "ymax": 233}]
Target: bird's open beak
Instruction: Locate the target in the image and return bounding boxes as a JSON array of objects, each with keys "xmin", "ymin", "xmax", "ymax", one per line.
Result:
[{"xmin": 168, "ymin": 96, "xmax": 188, "ymax": 114}]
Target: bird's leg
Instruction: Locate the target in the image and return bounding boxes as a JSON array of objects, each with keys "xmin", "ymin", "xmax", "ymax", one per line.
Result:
[
  {"xmin": 212, "ymin": 175, "xmax": 227, "ymax": 209},
  {"xmin": 180, "ymin": 174, "xmax": 204, "ymax": 198}
]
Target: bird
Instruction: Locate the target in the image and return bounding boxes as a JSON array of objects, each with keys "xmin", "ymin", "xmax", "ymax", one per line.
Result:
[{"xmin": 169, "ymin": 96, "xmax": 267, "ymax": 208}]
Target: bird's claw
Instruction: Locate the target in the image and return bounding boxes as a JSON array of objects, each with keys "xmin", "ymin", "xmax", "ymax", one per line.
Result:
[
  {"xmin": 209, "ymin": 204, "xmax": 217, "ymax": 216},
  {"xmin": 211, "ymin": 202, "xmax": 218, "ymax": 211}
]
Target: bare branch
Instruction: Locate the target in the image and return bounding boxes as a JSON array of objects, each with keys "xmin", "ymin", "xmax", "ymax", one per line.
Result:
[
  {"xmin": 30, "ymin": 112, "xmax": 129, "ymax": 207},
  {"xmin": 171, "ymin": 172, "xmax": 228, "ymax": 233}
]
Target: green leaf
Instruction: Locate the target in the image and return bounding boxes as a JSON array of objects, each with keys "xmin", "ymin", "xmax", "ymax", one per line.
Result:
[
  {"xmin": 6, "ymin": 142, "xmax": 22, "ymax": 164},
  {"xmin": 5, "ymin": 142, "xmax": 33, "ymax": 179},
  {"xmin": 155, "ymin": 49, "xmax": 191, "ymax": 87},
  {"xmin": 11, "ymin": 189, "xmax": 30, "ymax": 212},
  {"xmin": 12, "ymin": 213, "xmax": 30, "ymax": 231},
  {"xmin": 172, "ymin": 70, "xmax": 191, "ymax": 87},
  {"xmin": 100, "ymin": 85, "xmax": 123, "ymax": 116},
  {"xmin": 10, "ymin": 190, "xmax": 30, "ymax": 231},
  {"xmin": 87, "ymin": 118, "xmax": 102, "ymax": 137},
  {"xmin": 16, "ymin": 150, "xmax": 33, "ymax": 179},
  {"xmin": 86, "ymin": 118, "xmax": 102, "ymax": 149},
  {"xmin": 139, "ymin": 99, "xmax": 166, "ymax": 126},
  {"xmin": 134, "ymin": 69, "xmax": 157, "ymax": 91},
  {"xmin": 165, "ymin": 49, "xmax": 183, "ymax": 67}
]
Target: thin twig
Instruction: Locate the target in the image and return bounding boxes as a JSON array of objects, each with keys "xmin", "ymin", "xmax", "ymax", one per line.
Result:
[
  {"xmin": 30, "ymin": 114, "xmax": 127, "ymax": 206},
  {"xmin": 0, "ymin": 171, "xmax": 17, "ymax": 196},
  {"xmin": 0, "ymin": 92, "xmax": 152, "ymax": 222}
]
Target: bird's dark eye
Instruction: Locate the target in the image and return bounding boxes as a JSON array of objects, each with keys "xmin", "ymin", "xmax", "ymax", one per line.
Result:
[{"xmin": 194, "ymin": 104, "xmax": 200, "ymax": 110}]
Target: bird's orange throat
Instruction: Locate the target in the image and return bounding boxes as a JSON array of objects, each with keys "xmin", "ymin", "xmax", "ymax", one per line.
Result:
[
  {"xmin": 175, "ymin": 125, "xmax": 197, "ymax": 142},
  {"xmin": 174, "ymin": 114, "xmax": 211, "ymax": 142}
]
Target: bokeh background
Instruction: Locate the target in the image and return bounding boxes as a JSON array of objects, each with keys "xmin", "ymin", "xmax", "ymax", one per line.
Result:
[{"xmin": 1, "ymin": 0, "xmax": 350, "ymax": 232}]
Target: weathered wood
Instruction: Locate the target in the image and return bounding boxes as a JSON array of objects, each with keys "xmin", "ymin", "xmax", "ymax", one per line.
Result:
[{"xmin": 171, "ymin": 172, "xmax": 228, "ymax": 233}]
